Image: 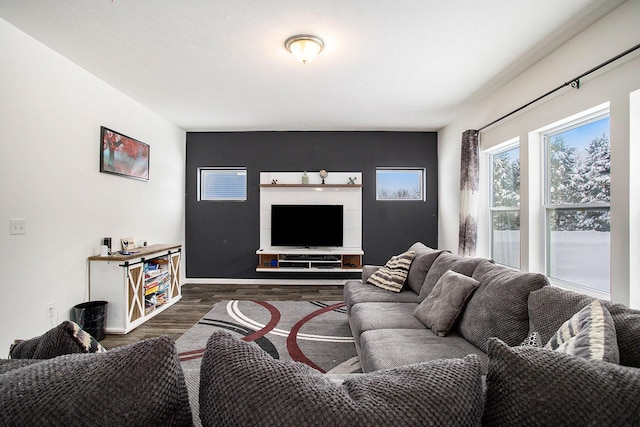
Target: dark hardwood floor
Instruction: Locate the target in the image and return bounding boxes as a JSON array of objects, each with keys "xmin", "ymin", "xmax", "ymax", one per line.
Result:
[{"xmin": 99, "ymin": 283, "xmax": 345, "ymax": 350}]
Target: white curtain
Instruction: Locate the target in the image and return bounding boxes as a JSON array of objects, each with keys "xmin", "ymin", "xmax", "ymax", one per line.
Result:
[{"xmin": 459, "ymin": 130, "xmax": 479, "ymax": 256}]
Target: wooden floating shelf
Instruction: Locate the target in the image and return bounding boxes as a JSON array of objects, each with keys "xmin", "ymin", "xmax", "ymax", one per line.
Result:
[{"xmin": 260, "ymin": 184, "xmax": 362, "ymax": 188}]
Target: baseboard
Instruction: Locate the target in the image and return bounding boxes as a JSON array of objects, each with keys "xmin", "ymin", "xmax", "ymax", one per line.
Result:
[{"xmin": 184, "ymin": 278, "xmax": 348, "ymax": 285}]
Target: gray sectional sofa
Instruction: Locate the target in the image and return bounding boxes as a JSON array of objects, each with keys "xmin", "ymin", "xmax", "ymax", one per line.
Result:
[
  {"xmin": 345, "ymin": 242, "xmax": 640, "ymax": 373},
  {"xmin": 344, "ymin": 242, "xmax": 640, "ymax": 424}
]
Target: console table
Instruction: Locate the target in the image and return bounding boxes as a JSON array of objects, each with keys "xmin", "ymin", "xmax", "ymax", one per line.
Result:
[{"xmin": 88, "ymin": 244, "xmax": 182, "ymax": 334}]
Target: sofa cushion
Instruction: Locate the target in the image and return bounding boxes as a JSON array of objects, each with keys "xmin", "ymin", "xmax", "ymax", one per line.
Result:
[
  {"xmin": 528, "ymin": 285, "xmax": 640, "ymax": 368},
  {"xmin": 457, "ymin": 260, "xmax": 549, "ymax": 351},
  {"xmin": 343, "ymin": 280, "xmax": 418, "ymax": 312},
  {"xmin": 0, "ymin": 336, "xmax": 193, "ymax": 426},
  {"xmin": 544, "ymin": 300, "xmax": 619, "ymax": 363},
  {"xmin": 605, "ymin": 302, "xmax": 640, "ymax": 368},
  {"xmin": 349, "ymin": 302, "xmax": 423, "ymax": 343},
  {"xmin": 483, "ymin": 338, "xmax": 640, "ymax": 426},
  {"xmin": 366, "ymin": 250, "xmax": 415, "ymax": 292},
  {"xmin": 405, "ymin": 242, "xmax": 447, "ymax": 294},
  {"xmin": 414, "ymin": 270, "xmax": 480, "ymax": 337},
  {"xmin": 200, "ymin": 331, "xmax": 484, "ymax": 427},
  {"xmin": 529, "ymin": 286, "xmax": 640, "ymax": 368},
  {"xmin": 9, "ymin": 320, "xmax": 106, "ymax": 359},
  {"xmin": 0, "ymin": 359, "xmax": 42, "ymax": 374},
  {"xmin": 359, "ymin": 328, "xmax": 489, "ymax": 373},
  {"xmin": 361, "ymin": 264, "xmax": 382, "ymax": 283},
  {"xmin": 418, "ymin": 252, "xmax": 487, "ymax": 303}
]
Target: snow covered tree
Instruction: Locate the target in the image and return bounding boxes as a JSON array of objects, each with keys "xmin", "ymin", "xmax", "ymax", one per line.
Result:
[
  {"xmin": 576, "ymin": 134, "xmax": 610, "ymax": 231},
  {"xmin": 492, "ymin": 151, "xmax": 520, "ymax": 207},
  {"xmin": 547, "ymin": 135, "xmax": 582, "ymax": 231},
  {"xmin": 492, "ymin": 150, "xmax": 520, "ymax": 230}
]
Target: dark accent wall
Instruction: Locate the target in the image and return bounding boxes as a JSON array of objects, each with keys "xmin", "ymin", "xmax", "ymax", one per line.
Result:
[{"xmin": 185, "ymin": 131, "xmax": 438, "ymax": 279}]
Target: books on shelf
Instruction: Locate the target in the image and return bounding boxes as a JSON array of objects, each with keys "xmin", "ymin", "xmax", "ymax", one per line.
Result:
[{"xmin": 144, "ymin": 271, "xmax": 170, "ymax": 295}]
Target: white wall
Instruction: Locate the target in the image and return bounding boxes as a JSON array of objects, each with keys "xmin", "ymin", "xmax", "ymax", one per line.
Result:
[
  {"xmin": 0, "ymin": 18, "xmax": 186, "ymax": 352},
  {"xmin": 438, "ymin": 0, "xmax": 640, "ymax": 307}
]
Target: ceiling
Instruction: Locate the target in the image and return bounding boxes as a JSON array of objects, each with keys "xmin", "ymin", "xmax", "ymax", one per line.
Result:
[{"xmin": 0, "ymin": 0, "xmax": 625, "ymax": 131}]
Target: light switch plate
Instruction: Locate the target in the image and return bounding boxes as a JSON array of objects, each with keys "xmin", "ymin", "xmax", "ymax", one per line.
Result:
[{"xmin": 10, "ymin": 218, "xmax": 26, "ymax": 235}]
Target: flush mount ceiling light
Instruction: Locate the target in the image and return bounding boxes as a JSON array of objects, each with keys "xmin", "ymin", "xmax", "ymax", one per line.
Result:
[{"xmin": 284, "ymin": 35, "xmax": 324, "ymax": 64}]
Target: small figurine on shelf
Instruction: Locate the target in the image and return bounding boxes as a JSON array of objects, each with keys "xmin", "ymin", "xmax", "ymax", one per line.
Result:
[
  {"xmin": 271, "ymin": 179, "xmax": 278, "ymax": 184},
  {"xmin": 302, "ymin": 171, "xmax": 309, "ymax": 184},
  {"xmin": 348, "ymin": 176, "xmax": 357, "ymax": 185}
]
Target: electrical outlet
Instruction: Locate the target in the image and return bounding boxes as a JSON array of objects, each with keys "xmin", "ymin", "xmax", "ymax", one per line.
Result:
[
  {"xmin": 10, "ymin": 218, "xmax": 26, "ymax": 235},
  {"xmin": 46, "ymin": 302, "xmax": 55, "ymax": 318}
]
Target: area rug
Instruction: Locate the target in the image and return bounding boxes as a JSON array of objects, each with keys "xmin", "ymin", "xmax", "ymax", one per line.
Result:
[{"xmin": 176, "ymin": 300, "xmax": 361, "ymax": 374}]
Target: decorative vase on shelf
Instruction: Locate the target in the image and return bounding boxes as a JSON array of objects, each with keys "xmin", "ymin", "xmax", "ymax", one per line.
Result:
[{"xmin": 302, "ymin": 171, "xmax": 309, "ymax": 184}]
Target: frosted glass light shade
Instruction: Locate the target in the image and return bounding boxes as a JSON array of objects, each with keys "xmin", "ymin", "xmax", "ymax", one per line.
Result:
[{"xmin": 285, "ymin": 35, "xmax": 324, "ymax": 64}]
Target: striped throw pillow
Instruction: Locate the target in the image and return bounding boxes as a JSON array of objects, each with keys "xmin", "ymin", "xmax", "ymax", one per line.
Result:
[
  {"xmin": 544, "ymin": 300, "xmax": 619, "ymax": 363},
  {"xmin": 366, "ymin": 251, "xmax": 415, "ymax": 292}
]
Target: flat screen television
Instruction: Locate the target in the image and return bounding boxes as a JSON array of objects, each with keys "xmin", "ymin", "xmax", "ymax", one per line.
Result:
[{"xmin": 271, "ymin": 205, "xmax": 343, "ymax": 247}]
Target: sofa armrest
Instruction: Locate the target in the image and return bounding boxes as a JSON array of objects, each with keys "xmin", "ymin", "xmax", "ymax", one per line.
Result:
[{"xmin": 362, "ymin": 265, "xmax": 382, "ymax": 283}]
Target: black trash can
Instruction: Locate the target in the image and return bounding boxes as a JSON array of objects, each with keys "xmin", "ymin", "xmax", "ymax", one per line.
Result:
[{"xmin": 73, "ymin": 301, "xmax": 108, "ymax": 341}]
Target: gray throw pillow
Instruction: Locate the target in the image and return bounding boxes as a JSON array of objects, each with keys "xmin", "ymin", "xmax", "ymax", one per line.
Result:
[
  {"xmin": 366, "ymin": 250, "xmax": 415, "ymax": 292},
  {"xmin": 0, "ymin": 336, "xmax": 193, "ymax": 426},
  {"xmin": 544, "ymin": 300, "xmax": 619, "ymax": 363},
  {"xmin": 456, "ymin": 260, "xmax": 549, "ymax": 351},
  {"xmin": 413, "ymin": 270, "xmax": 480, "ymax": 336},
  {"xmin": 10, "ymin": 320, "xmax": 106, "ymax": 359},
  {"xmin": 200, "ymin": 331, "xmax": 485, "ymax": 427},
  {"xmin": 418, "ymin": 252, "xmax": 487, "ymax": 303},
  {"xmin": 528, "ymin": 286, "xmax": 640, "ymax": 368},
  {"xmin": 483, "ymin": 338, "xmax": 640, "ymax": 426}
]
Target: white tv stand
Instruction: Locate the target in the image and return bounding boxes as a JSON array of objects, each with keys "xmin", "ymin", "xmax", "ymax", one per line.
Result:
[{"xmin": 256, "ymin": 247, "xmax": 363, "ymax": 273}]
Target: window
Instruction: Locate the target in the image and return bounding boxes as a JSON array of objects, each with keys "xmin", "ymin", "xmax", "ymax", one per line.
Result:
[
  {"xmin": 198, "ymin": 168, "xmax": 247, "ymax": 201},
  {"xmin": 489, "ymin": 143, "xmax": 520, "ymax": 268},
  {"xmin": 543, "ymin": 112, "xmax": 610, "ymax": 293},
  {"xmin": 376, "ymin": 168, "xmax": 426, "ymax": 201}
]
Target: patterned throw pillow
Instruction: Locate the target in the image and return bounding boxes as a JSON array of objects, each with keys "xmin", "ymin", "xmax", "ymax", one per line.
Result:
[
  {"xmin": 69, "ymin": 321, "xmax": 107, "ymax": 353},
  {"xmin": 366, "ymin": 251, "xmax": 415, "ymax": 292},
  {"xmin": 10, "ymin": 321, "xmax": 106, "ymax": 359},
  {"xmin": 413, "ymin": 270, "xmax": 480, "ymax": 336},
  {"xmin": 544, "ymin": 300, "xmax": 619, "ymax": 363},
  {"xmin": 520, "ymin": 331, "xmax": 542, "ymax": 347}
]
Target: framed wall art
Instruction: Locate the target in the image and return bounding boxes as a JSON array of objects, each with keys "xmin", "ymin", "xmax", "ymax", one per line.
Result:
[{"xmin": 100, "ymin": 126, "xmax": 149, "ymax": 181}]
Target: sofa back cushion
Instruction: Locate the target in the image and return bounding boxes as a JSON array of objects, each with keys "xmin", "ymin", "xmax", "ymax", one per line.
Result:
[
  {"xmin": 0, "ymin": 336, "xmax": 193, "ymax": 426},
  {"xmin": 200, "ymin": 331, "xmax": 485, "ymax": 427},
  {"xmin": 456, "ymin": 260, "xmax": 549, "ymax": 351},
  {"xmin": 483, "ymin": 338, "xmax": 640, "ymax": 426},
  {"xmin": 528, "ymin": 286, "xmax": 640, "ymax": 368},
  {"xmin": 418, "ymin": 253, "xmax": 486, "ymax": 303},
  {"xmin": 405, "ymin": 242, "xmax": 447, "ymax": 294}
]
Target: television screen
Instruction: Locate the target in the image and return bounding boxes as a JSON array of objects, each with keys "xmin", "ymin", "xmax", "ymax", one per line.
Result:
[{"xmin": 271, "ymin": 205, "xmax": 343, "ymax": 247}]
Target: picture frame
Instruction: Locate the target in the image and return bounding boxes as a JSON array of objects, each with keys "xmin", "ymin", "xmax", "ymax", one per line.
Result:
[
  {"xmin": 120, "ymin": 237, "xmax": 135, "ymax": 251},
  {"xmin": 100, "ymin": 126, "xmax": 149, "ymax": 181}
]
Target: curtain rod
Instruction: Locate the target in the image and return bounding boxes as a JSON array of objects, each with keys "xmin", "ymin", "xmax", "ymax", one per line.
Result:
[{"xmin": 478, "ymin": 42, "xmax": 640, "ymax": 132}]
